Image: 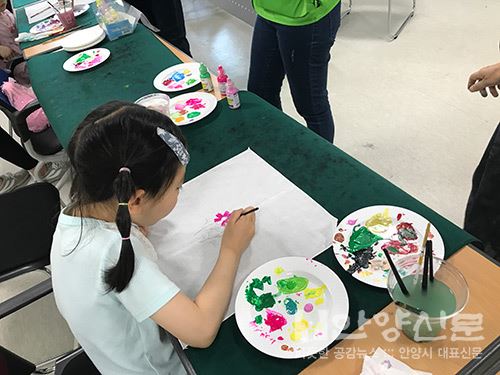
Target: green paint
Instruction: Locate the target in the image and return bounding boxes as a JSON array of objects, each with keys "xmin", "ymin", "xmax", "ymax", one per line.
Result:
[
  {"xmin": 76, "ymin": 53, "xmax": 91, "ymax": 64},
  {"xmin": 348, "ymin": 225, "xmax": 383, "ymax": 253},
  {"xmin": 245, "ymin": 276, "xmax": 276, "ymax": 312},
  {"xmin": 276, "ymin": 276, "xmax": 309, "ymax": 294},
  {"xmin": 254, "ymin": 315, "xmax": 262, "ymax": 324},
  {"xmin": 187, "ymin": 111, "xmax": 201, "ymax": 119},
  {"xmin": 283, "ymin": 298, "xmax": 298, "ymax": 315},
  {"xmin": 186, "ymin": 78, "xmax": 197, "ymax": 85}
]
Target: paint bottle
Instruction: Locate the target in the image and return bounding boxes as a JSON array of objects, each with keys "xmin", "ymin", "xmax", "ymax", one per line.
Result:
[
  {"xmin": 217, "ymin": 65, "xmax": 228, "ymax": 97},
  {"xmin": 226, "ymin": 79, "xmax": 240, "ymax": 110},
  {"xmin": 199, "ymin": 63, "xmax": 213, "ymax": 92}
]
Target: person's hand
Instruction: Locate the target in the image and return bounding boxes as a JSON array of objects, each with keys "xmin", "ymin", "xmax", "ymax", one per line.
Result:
[
  {"xmin": 220, "ymin": 207, "xmax": 256, "ymax": 257},
  {"xmin": 0, "ymin": 45, "xmax": 15, "ymax": 60},
  {"xmin": 468, "ymin": 62, "xmax": 500, "ymax": 98}
]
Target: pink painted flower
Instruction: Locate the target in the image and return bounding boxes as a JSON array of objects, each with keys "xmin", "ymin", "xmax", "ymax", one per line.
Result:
[
  {"xmin": 214, "ymin": 211, "xmax": 231, "ymax": 227},
  {"xmin": 347, "ymin": 218, "xmax": 357, "ymax": 225}
]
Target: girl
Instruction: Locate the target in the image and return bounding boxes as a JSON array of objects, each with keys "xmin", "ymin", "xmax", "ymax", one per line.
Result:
[
  {"xmin": 50, "ymin": 102, "xmax": 256, "ymax": 374},
  {"xmin": 0, "ymin": 0, "xmax": 29, "ymax": 85}
]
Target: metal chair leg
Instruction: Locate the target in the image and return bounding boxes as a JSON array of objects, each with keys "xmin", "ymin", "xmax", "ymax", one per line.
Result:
[
  {"xmin": 341, "ymin": 0, "xmax": 352, "ymax": 19},
  {"xmin": 388, "ymin": 0, "xmax": 416, "ymax": 40}
]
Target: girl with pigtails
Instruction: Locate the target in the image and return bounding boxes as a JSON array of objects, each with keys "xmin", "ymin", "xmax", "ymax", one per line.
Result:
[{"xmin": 50, "ymin": 101, "xmax": 256, "ymax": 374}]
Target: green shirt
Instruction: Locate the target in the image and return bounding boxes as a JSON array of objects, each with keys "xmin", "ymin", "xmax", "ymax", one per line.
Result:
[{"xmin": 253, "ymin": 0, "xmax": 340, "ymax": 26}]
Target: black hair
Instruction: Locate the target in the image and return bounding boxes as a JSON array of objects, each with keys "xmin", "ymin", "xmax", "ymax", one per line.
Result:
[{"xmin": 67, "ymin": 101, "xmax": 187, "ymax": 293}]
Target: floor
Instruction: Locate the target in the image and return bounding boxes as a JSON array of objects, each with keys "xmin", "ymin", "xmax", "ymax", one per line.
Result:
[{"xmin": 1, "ymin": 0, "xmax": 499, "ymax": 365}]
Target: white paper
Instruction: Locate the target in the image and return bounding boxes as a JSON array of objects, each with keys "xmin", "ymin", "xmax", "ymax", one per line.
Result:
[
  {"xmin": 149, "ymin": 149, "xmax": 337, "ymax": 319},
  {"xmin": 26, "ymin": 0, "xmax": 95, "ymax": 24},
  {"xmin": 361, "ymin": 348, "xmax": 432, "ymax": 375}
]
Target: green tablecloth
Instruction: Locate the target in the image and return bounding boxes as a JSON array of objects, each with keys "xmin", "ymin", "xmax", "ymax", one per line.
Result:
[
  {"xmin": 16, "ymin": 4, "xmax": 98, "ymax": 49},
  {"xmin": 27, "ymin": 24, "xmax": 201, "ymax": 146},
  {"xmin": 12, "ymin": 0, "xmax": 39, "ymax": 9},
  {"xmin": 180, "ymin": 91, "xmax": 476, "ymax": 374}
]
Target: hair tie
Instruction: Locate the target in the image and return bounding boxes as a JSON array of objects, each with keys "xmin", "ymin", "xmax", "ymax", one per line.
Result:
[
  {"xmin": 118, "ymin": 202, "xmax": 129, "ymax": 206},
  {"xmin": 119, "ymin": 167, "xmax": 131, "ymax": 173},
  {"xmin": 122, "ymin": 236, "xmax": 130, "ymax": 241}
]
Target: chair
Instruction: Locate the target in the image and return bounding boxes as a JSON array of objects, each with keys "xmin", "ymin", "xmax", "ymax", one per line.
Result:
[
  {"xmin": 341, "ymin": 0, "xmax": 415, "ymax": 40},
  {"xmin": 0, "ymin": 183, "xmax": 100, "ymax": 374},
  {"xmin": 0, "ymin": 66, "xmax": 71, "ymax": 191}
]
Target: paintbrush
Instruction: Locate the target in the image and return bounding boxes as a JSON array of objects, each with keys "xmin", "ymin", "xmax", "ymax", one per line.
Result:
[
  {"xmin": 428, "ymin": 240, "xmax": 434, "ymax": 282},
  {"xmin": 395, "ymin": 300, "xmax": 423, "ymax": 315},
  {"xmin": 241, "ymin": 207, "xmax": 259, "ymax": 216},
  {"xmin": 383, "ymin": 248, "xmax": 410, "ymax": 296},
  {"xmin": 47, "ymin": 1, "xmax": 60, "ymax": 14},
  {"xmin": 412, "ymin": 222, "xmax": 431, "ymax": 286},
  {"xmin": 422, "ymin": 239, "xmax": 431, "ymax": 291},
  {"xmin": 31, "ymin": 5, "xmax": 52, "ymax": 18}
]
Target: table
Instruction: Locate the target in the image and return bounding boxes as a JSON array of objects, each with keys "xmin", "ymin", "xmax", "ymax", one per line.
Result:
[
  {"xmin": 18, "ymin": 16, "xmax": 497, "ymax": 374},
  {"xmin": 16, "ymin": 4, "xmax": 98, "ymax": 49},
  {"xmin": 172, "ymin": 91, "xmax": 479, "ymax": 374},
  {"xmin": 302, "ymin": 245, "xmax": 500, "ymax": 374}
]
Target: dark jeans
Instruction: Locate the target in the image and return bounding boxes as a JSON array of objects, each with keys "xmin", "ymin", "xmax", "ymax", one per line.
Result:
[
  {"xmin": 0, "ymin": 126, "xmax": 37, "ymax": 170},
  {"xmin": 126, "ymin": 0, "xmax": 191, "ymax": 56},
  {"xmin": 464, "ymin": 123, "xmax": 500, "ymax": 260},
  {"xmin": 248, "ymin": 5, "xmax": 341, "ymax": 142}
]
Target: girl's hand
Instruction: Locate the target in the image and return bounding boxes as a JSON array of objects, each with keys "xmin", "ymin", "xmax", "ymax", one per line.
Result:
[
  {"xmin": 0, "ymin": 45, "xmax": 14, "ymax": 60},
  {"xmin": 220, "ymin": 207, "xmax": 256, "ymax": 257}
]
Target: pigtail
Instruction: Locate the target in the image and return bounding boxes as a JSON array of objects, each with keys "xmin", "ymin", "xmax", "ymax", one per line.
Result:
[{"xmin": 104, "ymin": 167, "xmax": 136, "ymax": 292}]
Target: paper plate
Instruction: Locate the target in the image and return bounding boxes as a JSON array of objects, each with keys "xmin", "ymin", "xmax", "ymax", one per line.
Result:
[
  {"xmin": 153, "ymin": 63, "xmax": 201, "ymax": 92},
  {"xmin": 63, "ymin": 48, "xmax": 110, "ymax": 72},
  {"xmin": 235, "ymin": 257, "xmax": 349, "ymax": 359},
  {"xmin": 29, "ymin": 17, "xmax": 63, "ymax": 34},
  {"xmin": 168, "ymin": 92, "xmax": 217, "ymax": 126},
  {"xmin": 332, "ymin": 205, "xmax": 445, "ymax": 288},
  {"xmin": 61, "ymin": 25, "xmax": 106, "ymax": 52},
  {"xmin": 73, "ymin": 4, "xmax": 90, "ymax": 17}
]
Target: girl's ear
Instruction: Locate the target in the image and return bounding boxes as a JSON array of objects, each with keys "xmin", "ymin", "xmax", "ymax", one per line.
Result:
[{"xmin": 128, "ymin": 189, "xmax": 147, "ymax": 215}]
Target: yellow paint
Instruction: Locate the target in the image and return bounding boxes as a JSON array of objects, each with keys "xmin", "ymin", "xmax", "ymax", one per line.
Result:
[
  {"xmin": 365, "ymin": 208, "xmax": 392, "ymax": 233},
  {"xmin": 274, "ymin": 267, "xmax": 284, "ymax": 275},
  {"xmin": 290, "ymin": 331, "xmax": 302, "ymax": 341},
  {"xmin": 292, "ymin": 319, "xmax": 309, "ymax": 332},
  {"xmin": 315, "ymin": 297, "xmax": 324, "ymax": 306},
  {"xmin": 304, "ymin": 285, "xmax": 326, "ymax": 299}
]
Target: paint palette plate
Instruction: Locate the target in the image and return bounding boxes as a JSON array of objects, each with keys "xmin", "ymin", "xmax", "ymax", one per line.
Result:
[
  {"xmin": 153, "ymin": 63, "xmax": 201, "ymax": 92},
  {"xmin": 235, "ymin": 257, "xmax": 349, "ymax": 359},
  {"xmin": 332, "ymin": 205, "xmax": 445, "ymax": 288},
  {"xmin": 29, "ymin": 17, "xmax": 63, "ymax": 34},
  {"xmin": 168, "ymin": 92, "xmax": 217, "ymax": 126},
  {"xmin": 63, "ymin": 48, "xmax": 110, "ymax": 72}
]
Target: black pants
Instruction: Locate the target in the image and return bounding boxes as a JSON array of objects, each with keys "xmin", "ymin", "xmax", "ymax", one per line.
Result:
[
  {"xmin": 127, "ymin": 0, "xmax": 191, "ymax": 56},
  {"xmin": 0, "ymin": 126, "xmax": 37, "ymax": 170},
  {"xmin": 464, "ymin": 123, "xmax": 500, "ymax": 260}
]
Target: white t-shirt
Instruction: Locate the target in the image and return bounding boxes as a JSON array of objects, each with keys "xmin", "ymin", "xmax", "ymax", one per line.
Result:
[{"xmin": 51, "ymin": 212, "xmax": 184, "ymax": 375}]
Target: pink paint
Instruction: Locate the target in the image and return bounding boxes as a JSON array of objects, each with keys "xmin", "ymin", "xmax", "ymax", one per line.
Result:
[
  {"xmin": 214, "ymin": 211, "xmax": 231, "ymax": 226},
  {"xmin": 175, "ymin": 103, "xmax": 186, "ymax": 110},
  {"xmin": 217, "ymin": 65, "xmax": 228, "ymax": 96},
  {"xmin": 277, "ymin": 336, "xmax": 284, "ymax": 341},
  {"xmin": 304, "ymin": 303, "xmax": 314, "ymax": 313},
  {"xmin": 347, "ymin": 219, "xmax": 357, "ymax": 225},
  {"xmin": 264, "ymin": 309, "xmax": 287, "ymax": 332}
]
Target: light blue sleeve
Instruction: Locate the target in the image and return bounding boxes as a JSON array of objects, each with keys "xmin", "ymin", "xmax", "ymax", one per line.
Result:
[{"xmin": 116, "ymin": 251, "xmax": 180, "ymax": 323}]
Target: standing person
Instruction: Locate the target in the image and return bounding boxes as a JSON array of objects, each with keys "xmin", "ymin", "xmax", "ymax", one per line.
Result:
[
  {"xmin": 127, "ymin": 0, "xmax": 191, "ymax": 56},
  {"xmin": 465, "ymin": 61, "xmax": 500, "ymax": 261},
  {"xmin": 248, "ymin": 0, "xmax": 341, "ymax": 143}
]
